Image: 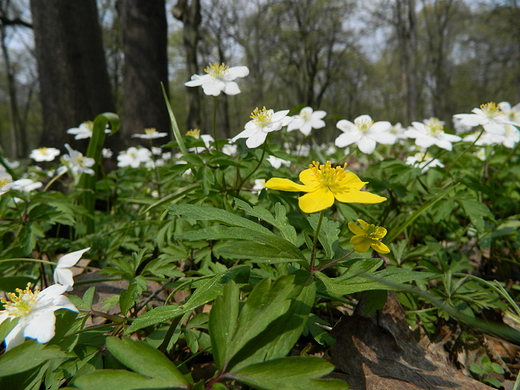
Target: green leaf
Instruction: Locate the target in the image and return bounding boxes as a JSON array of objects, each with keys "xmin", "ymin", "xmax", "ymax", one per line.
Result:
[
  {"xmin": 308, "ymin": 213, "xmax": 340, "ymax": 259},
  {"xmin": 0, "ymin": 276, "xmax": 37, "ymax": 292},
  {"xmin": 0, "ymin": 341, "xmax": 67, "ymax": 376},
  {"xmin": 235, "ymin": 199, "xmax": 297, "ymax": 245},
  {"xmin": 72, "ymin": 369, "xmax": 178, "ymax": 390},
  {"xmin": 209, "ymin": 280, "xmax": 239, "ymax": 369},
  {"xmin": 162, "ymin": 82, "xmax": 188, "ymax": 156},
  {"xmin": 229, "ymin": 357, "xmax": 348, "ymax": 390},
  {"xmin": 125, "ymin": 266, "xmax": 250, "ymax": 334},
  {"xmin": 106, "ymin": 337, "xmax": 188, "ymax": 386},
  {"xmin": 457, "ymin": 198, "xmax": 492, "ymax": 233},
  {"xmin": 168, "ymin": 203, "xmax": 273, "ymax": 235}
]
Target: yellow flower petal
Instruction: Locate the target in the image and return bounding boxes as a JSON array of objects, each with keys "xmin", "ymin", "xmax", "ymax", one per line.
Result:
[
  {"xmin": 335, "ymin": 189, "xmax": 387, "ymax": 204},
  {"xmin": 264, "ymin": 178, "xmax": 311, "ymax": 193},
  {"xmin": 353, "ymin": 239, "xmax": 372, "ymax": 253},
  {"xmin": 350, "ymin": 235, "xmax": 366, "ymax": 245},
  {"xmin": 298, "ymin": 187, "xmax": 335, "ymax": 213},
  {"xmin": 348, "ymin": 221, "xmax": 365, "ymax": 236},
  {"xmin": 372, "ymin": 241, "xmax": 390, "ymax": 254}
]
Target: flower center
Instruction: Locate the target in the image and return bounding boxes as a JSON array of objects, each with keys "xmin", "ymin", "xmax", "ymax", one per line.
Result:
[
  {"xmin": 0, "ymin": 179, "xmax": 8, "ymax": 187},
  {"xmin": 355, "ymin": 117, "xmax": 374, "ymax": 133},
  {"xmin": 365, "ymin": 224, "xmax": 385, "ymax": 239},
  {"xmin": 144, "ymin": 128, "xmax": 157, "ymax": 136},
  {"xmin": 480, "ymin": 102, "xmax": 502, "ymax": 118},
  {"xmin": 38, "ymin": 147, "xmax": 48, "ymax": 154},
  {"xmin": 1, "ymin": 283, "xmax": 40, "ymax": 318},
  {"xmin": 300, "ymin": 110, "xmax": 311, "ymax": 121},
  {"xmin": 204, "ymin": 63, "xmax": 229, "ymax": 78},
  {"xmin": 309, "ymin": 161, "xmax": 347, "ymax": 187},
  {"xmin": 250, "ymin": 107, "xmax": 273, "ymax": 127},
  {"xmin": 186, "ymin": 129, "xmax": 201, "ymax": 139},
  {"xmin": 425, "ymin": 118, "xmax": 444, "ymax": 137}
]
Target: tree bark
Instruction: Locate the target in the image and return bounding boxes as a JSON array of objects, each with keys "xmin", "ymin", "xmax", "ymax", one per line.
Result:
[
  {"xmin": 117, "ymin": 0, "xmax": 170, "ymax": 147},
  {"xmin": 173, "ymin": 0, "xmax": 202, "ymax": 131},
  {"xmin": 30, "ymin": 0, "xmax": 115, "ymax": 151}
]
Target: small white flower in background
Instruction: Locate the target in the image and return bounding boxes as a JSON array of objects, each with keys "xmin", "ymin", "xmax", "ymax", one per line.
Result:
[
  {"xmin": 189, "ymin": 134, "xmax": 215, "ymax": 153},
  {"xmin": 474, "ymin": 147, "xmax": 488, "ymax": 161},
  {"xmin": 151, "ymin": 190, "xmax": 159, "ymax": 198},
  {"xmin": 388, "ymin": 123, "xmax": 409, "ymax": 142},
  {"xmin": 287, "ymin": 107, "xmax": 326, "ymax": 136},
  {"xmin": 132, "ymin": 128, "xmax": 168, "ymax": 140},
  {"xmin": 453, "ymin": 102, "xmax": 520, "ymax": 135},
  {"xmin": 323, "ymin": 144, "xmax": 337, "ymax": 155},
  {"xmin": 452, "ymin": 116, "xmax": 474, "ymax": 134},
  {"xmin": 151, "ymin": 147, "xmax": 163, "ymax": 155},
  {"xmin": 499, "ymin": 101, "xmax": 520, "ymax": 123},
  {"xmin": 335, "ymin": 115, "xmax": 396, "ymax": 154},
  {"xmin": 252, "ymin": 179, "xmax": 266, "ymax": 194},
  {"xmin": 267, "ymin": 155, "xmax": 291, "ymax": 169},
  {"xmin": 405, "ymin": 118, "xmax": 461, "ymax": 151},
  {"xmin": 67, "ymin": 121, "xmax": 110, "ymax": 140},
  {"xmin": 102, "ymin": 148, "xmax": 113, "ymax": 158},
  {"xmin": 30, "ymin": 147, "xmax": 61, "ymax": 162},
  {"xmin": 0, "ymin": 158, "xmax": 19, "ymax": 170},
  {"xmin": 501, "ymin": 125, "xmax": 520, "ymax": 148},
  {"xmin": 232, "ymin": 107, "xmax": 292, "ymax": 148},
  {"xmin": 117, "ymin": 147, "xmax": 152, "ymax": 168},
  {"xmin": 53, "ymin": 248, "xmax": 90, "ymax": 291},
  {"xmin": 7, "ymin": 179, "xmax": 43, "ymax": 193},
  {"xmin": 222, "ymin": 143, "xmax": 238, "ymax": 156},
  {"xmin": 0, "ymin": 283, "xmax": 78, "ymax": 351},
  {"xmin": 405, "ymin": 151, "xmax": 444, "ymax": 173},
  {"xmin": 162, "ymin": 152, "xmax": 172, "ymax": 160},
  {"xmin": 63, "ymin": 144, "xmax": 95, "ymax": 175},
  {"xmin": 185, "ymin": 63, "xmax": 249, "ymax": 96}
]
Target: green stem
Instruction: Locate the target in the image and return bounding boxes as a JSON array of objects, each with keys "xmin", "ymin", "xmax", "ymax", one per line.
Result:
[
  {"xmin": 236, "ymin": 139, "xmax": 268, "ymax": 192},
  {"xmin": 497, "ymin": 140, "xmax": 520, "ymax": 172},
  {"xmin": 43, "ymin": 167, "xmax": 68, "ymax": 192},
  {"xmin": 310, "ymin": 210, "xmax": 325, "ymax": 273},
  {"xmin": 213, "ymin": 96, "xmax": 219, "ymax": 150},
  {"xmin": 441, "ymin": 128, "xmax": 485, "ymax": 180},
  {"xmin": 316, "ymin": 250, "xmax": 355, "ymax": 273}
]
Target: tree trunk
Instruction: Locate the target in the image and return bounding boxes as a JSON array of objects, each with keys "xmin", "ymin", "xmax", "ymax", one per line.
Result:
[
  {"xmin": 30, "ymin": 0, "xmax": 115, "ymax": 151},
  {"xmin": 173, "ymin": 0, "xmax": 202, "ymax": 131},
  {"xmin": 117, "ymin": 0, "xmax": 170, "ymax": 147}
]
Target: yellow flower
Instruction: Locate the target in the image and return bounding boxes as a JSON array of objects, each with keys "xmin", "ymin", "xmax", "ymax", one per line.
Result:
[
  {"xmin": 348, "ymin": 219, "xmax": 390, "ymax": 254},
  {"xmin": 264, "ymin": 161, "xmax": 386, "ymax": 213}
]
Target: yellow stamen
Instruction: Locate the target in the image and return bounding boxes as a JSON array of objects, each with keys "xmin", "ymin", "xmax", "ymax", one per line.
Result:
[
  {"xmin": 204, "ymin": 63, "xmax": 229, "ymax": 77},
  {"xmin": 144, "ymin": 128, "xmax": 157, "ymax": 136},
  {"xmin": 308, "ymin": 161, "xmax": 348, "ymax": 186},
  {"xmin": 186, "ymin": 129, "xmax": 201, "ymax": 139},
  {"xmin": 480, "ymin": 102, "xmax": 502, "ymax": 118},
  {"xmin": 250, "ymin": 107, "xmax": 273, "ymax": 126},
  {"xmin": 1, "ymin": 283, "xmax": 40, "ymax": 317},
  {"xmin": 355, "ymin": 117, "xmax": 374, "ymax": 133},
  {"xmin": 425, "ymin": 118, "xmax": 444, "ymax": 136}
]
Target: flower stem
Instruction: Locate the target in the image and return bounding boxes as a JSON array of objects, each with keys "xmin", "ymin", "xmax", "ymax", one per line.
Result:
[
  {"xmin": 236, "ymin": 139, "xmax": 268, "ymax": 192},
  {"xmin": 310, "ymin": 210, "xmax": 325, "ymax": 273},
  {"xmin": 441, "ymin": 128, "xmax": 484, "ymax": 180},
  {"xmin": 213, "ymin": 96, "xmax": 219, "ymax": 150},
  {"xmin": 316, "ymin": 250, "xmax": 355, "ymax": 273}
]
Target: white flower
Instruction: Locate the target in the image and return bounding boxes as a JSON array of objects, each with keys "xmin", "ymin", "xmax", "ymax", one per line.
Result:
[
  {"xmin": 499, "ymin": 101, "xmax": 520, "ymax": 123},
  {"xmin": 117, "ymin": 147, "xmax": 152, "ymax": 168},
  {"xmin": 189, "ymin": 134, "xmax": 215, "ymax": 153},
  {"xmin": 453, "ymin": 116, "xmax": 473, "ymax": 134},
  {"xmin": 335, "ymin": 115, "xmax": 395, "ymax": 154},
  {"xmin": 453, "ymin": 102, "xmax": 520, "ymax": 135},
  {"xmin": 151, "ymin": 147, "xmax": 163, "ymax": 155},
  {"xmin": 267, "ymin": 156, "xmax": 291, "ymax": 169},
  {"xmin": 501, "ymin": 125, "xmax": 520, "ymax": 148},
  {"xmin": 132, "ymin": 128, "xmax": 168, "ymax": 140},
  {"xmin": 67, "ymin": 121, "xmax": 110, "ymax": 140},
  {"xmin": 388, "ymin": 123, "xmax": 409, "ymax": 142},
  {"xmin": 162, "ymin": 152, "xmax": 172, "ymax": 160},
  {"xmin": 53, "ymin": 248, "xmax": 90, "ymax": 291},
  {"xmin": 7, "ymin": 179, "xmax": 43, "ymax": 193},
  {"xmin": 287, "ymin": 107, "xmax": 326, "ymax": 136},
  {"xmin": 232, "ymin": 107, "xmax": 292, "ymax": 148},
  {"xmin": 404, "ymin": 118, "xmax": 461, "ymax": 151},
  {"xmin": 102, "ymin": 148, "xmax": 113, "ymax": 158},
  {"xmin": 0, "ymin": 284, "xmax": 78, "ymax": 351},
  {"xmin": 467, "ymin": 125, "xmax": 520, "ymax": 148},
  {"xmin": 30, "ymin": 147, "xmax": 61, "ymax": 162},
  {"xmin": 252, "ymin": 179, "xmax": 265, "ymax": 194},
  {"xmin": 185, "ymin": 63, "xmax": 249, "ymax": 96},
  {"xmin": 0, "ymin": 171, "xmax": 13, "ymax": 196},
  {"xmin": 405, "ymin": 152, "xmax": 444, "ymax": 173},
  {"xmin": 63, "ymin": 144, "xmax": 95, "ymax": 175},
  {"xmin": 222, "ymin": 143, "xmax": 238, "ymax": 156}
]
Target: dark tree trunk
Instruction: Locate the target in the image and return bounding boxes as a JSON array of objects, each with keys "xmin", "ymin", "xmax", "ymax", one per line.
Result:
[
  {"xmin": 30, "ymin": 0, "xmax": 115, "ymax": 151},
  {"xmin": 117, "ymin": 0, "xmax": 170, "ymax": 147},
  {"xmin": 173, "ymin": 0, "xmax": 202, "ymax": 131}
]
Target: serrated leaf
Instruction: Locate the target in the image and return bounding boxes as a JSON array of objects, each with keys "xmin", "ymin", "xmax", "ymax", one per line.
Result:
[
  {"xmin": 308, "ymin": 214, "xmax": 340, "ymax": 259},
  {"xmin": 125, "ymin": 266, "xmax": 250, "ymax": 334},
  {"xmin": 229, "ymin": 357, "xmax": 348, "ymax": 390},
  {"xmin": 457, "ymin": 198, "xmax": 492, "ymax": 232}
]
